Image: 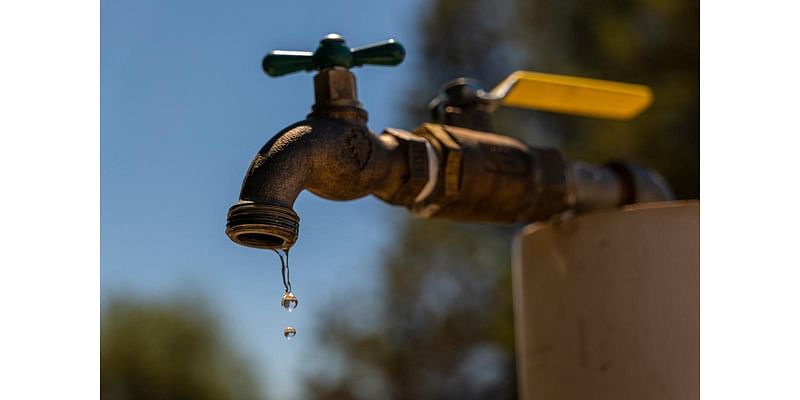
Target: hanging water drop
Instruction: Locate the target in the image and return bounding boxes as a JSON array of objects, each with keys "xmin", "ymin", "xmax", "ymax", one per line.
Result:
[
  {"xmin": 284, "ymin": 326, "xmax": 297, "ymax": 340},
  {"xmin": 281, "ymin": 291, "xmax": 299, "ymax": 312}
]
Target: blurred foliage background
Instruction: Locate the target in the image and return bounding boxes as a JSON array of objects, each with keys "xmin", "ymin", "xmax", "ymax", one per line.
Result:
[
  {"xmin": 305, "ymin": 0, "xmax": 698, "ymax": 399},
  {"xmin": 101, "ymin": 296, "xmax": 266, "ymax": 400}
]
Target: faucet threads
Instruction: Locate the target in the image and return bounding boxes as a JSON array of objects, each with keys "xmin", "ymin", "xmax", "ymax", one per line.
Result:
[{"xmin": 226, "ymin": 202, "xmax": 300, "ymax": 250}]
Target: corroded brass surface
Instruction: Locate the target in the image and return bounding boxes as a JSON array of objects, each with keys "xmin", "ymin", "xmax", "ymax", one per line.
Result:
[
  {"xmin": 226, "ymin": 115, "xmax": 428, "ymax": 249},
  {"xmin": 411, "ymin": 124, "xmax": 569, "ymax": 223},
  {"xmin": 226, "ymin": 68, "xmax": 433, "ymax": 249}
]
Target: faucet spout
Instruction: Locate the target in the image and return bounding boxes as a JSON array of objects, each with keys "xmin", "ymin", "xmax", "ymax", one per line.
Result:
[{"xmin": 226, "ymin": 114, "xmax": 431, "ymax": 250}]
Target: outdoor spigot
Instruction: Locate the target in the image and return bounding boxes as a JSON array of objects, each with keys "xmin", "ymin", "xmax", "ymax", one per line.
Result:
[
  {"xmin": 226, "ymin": 34, "xmax": 672, "ymax": 252},
  {"xmin": 226, "ymin": 35, "xmax": 420, "ymax": 250}
]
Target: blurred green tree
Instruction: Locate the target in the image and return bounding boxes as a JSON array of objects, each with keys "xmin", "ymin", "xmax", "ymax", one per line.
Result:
[
  {"xmin": 306, "ymin": 220, "xmax": 517, "ymax": 400},
  {"xmin": 101, "ymin": 296, "xmax": 265, "ymax": 400},
  {"xmin": 305, "ymin": 0, "xmax": 697, "ymax": 398}
]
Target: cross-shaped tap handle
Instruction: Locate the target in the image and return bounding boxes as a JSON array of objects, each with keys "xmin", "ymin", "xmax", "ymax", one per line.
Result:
[{"xmin": 262, "ymin": 34, "xmax": 405, "ymax": 77}]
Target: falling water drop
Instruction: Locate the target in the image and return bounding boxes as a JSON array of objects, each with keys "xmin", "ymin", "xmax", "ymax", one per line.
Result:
[
  {"xmin": 284, "ymin": 326, "xmax": 297, "ymax": 340},
  {"xmin": 281, "ymin": 291, "xmax": 299, "ymax": 312},
  {"xmin": 273, "ymin": 249, "xmax": 299, "ymax": 341}
]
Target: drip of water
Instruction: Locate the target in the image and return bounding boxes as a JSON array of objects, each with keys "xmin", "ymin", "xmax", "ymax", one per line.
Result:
[
  {"xmin": 281, "ymin": 291, "xmax": 298, "ymax": 312},
  {"xmin": 274, "ymin": 249, "xmax": 298, "ymax": 339},
  {"xmin": 284, "ymin": 326, "xmax": 297, "ymax": 340}
]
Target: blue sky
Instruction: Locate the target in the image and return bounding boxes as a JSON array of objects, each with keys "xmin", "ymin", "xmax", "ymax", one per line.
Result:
[{"xmin": 101, "ymin": 1, "xmax": 427, "ymax": 398}]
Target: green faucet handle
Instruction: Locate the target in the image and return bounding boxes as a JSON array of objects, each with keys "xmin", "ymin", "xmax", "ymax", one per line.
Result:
[{"xmin": 262, "ymin": 34, "xmax": 405, "ymax": 77}]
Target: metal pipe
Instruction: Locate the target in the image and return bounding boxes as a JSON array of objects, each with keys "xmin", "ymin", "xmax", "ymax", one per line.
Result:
[
  {"xmin": 565, "ymin": 161, "xmax": 674, "ymax": 213},
  {"xmin": 567, "ymin": 161, "xmax": 625, "ymax": 211},
  {"xmin": 408, "ymin": 123, "xmax": 571, "ymax": 223}
]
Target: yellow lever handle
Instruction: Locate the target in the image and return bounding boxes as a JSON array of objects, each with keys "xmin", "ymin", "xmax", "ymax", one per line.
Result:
[{"xmin": 490, "ymin": 70, "xmax": 653, "ymax": 120}]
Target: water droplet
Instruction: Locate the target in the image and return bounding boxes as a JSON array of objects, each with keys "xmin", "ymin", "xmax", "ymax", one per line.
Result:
[
  {"xmin": 281, "ymin": 291, "xmax": 298, "ymax": 312},
  {"xmin": 284, "ymin": 326, "xmax": 297, "ymax": 340}
]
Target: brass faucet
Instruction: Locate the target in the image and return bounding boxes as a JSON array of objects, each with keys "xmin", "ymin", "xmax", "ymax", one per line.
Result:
[{"xmin": 225, "ymin": 34, "xmax": 672, "ymax": 250}]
